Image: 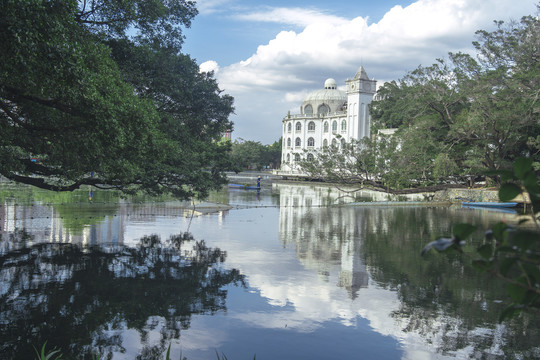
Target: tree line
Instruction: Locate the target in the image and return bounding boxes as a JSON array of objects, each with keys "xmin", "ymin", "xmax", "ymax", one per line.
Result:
[
  {"xmin": 230, "ymin": 138, "xmax": 282, "ymax": 171},
  {"xmin": 301, "ymin": 9, "xmax": 539, "ymax": 191}
]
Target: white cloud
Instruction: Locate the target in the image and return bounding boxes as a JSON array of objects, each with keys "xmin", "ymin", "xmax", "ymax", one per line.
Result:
[
  {"xmin": 199, "ymin": 60, "xmax": 219, "ymax": 74},
  {"xmin": 234, "ymin": 7, "xmax": 350, "ymax": 27},
  {"xmin": 284, "ymin": 91, "xmax": 307, "ymax": 103},
  {"xmin": 194, "ymin": 0, "xmax": 234, "ymax": 15},
  {"xmin": 212, "ymin": 0, "xmax": 538, "ymax": 143}
]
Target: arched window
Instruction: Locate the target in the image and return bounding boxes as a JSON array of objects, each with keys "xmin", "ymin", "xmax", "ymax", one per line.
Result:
[
  {"xmin": 307, "ymin": 153, "xmax": 314, "ymax": 161},
  {"xmin": 286, "ymin": 153, "xmax": 290, "ymax": 162},
  {"xmin": 304, "ymin": 104, "xmax": 313, "ymax": 115},
  {"xmin": 341, "ymin": 138, "xmax": 346, "ymax": 148},
  {"xmin": 332, "ymin": 138, "xmax": 337, "ymax": 147},
  {"xmin": 287, "ymin": 123, "xmax": 292, "ymax": 133},
  {"xmin": 295, "ymin": 137, "xmax": 301, "ymax": 147},
  {"xmin": 323, "ymin": 121, "xmax": 329, "ymax": 133},
  {"xmin": 294, "ymin": 153, "xmax": 300, "ymax": 162},
  {"xmin": 332, "ymin": 120, "xmax": 337, "ymax": 132},
  {"xmin": 307, "ymin": 137, "xmax": 315, "ymax": 147},
  {"xmin": 287, "ymin": 138, "xmax": 291, "ymax": 147},
  {"xmin": 295, "ymin": 122, "xmax": 302, "ymax": 132},
  {"xmin": 323, "ymin": 139, "xmax": 328, "ymax": 147},
  {"xmin": 341, "ymin": 120, "xmax": 347, "ymax": 131},
  {"xmin": 318, "ymin": 104, "xmax": 330, "ymax": 116},
  {"xmin": 308, "ymin": 121, "xmax": 315, "ymax": 131}
]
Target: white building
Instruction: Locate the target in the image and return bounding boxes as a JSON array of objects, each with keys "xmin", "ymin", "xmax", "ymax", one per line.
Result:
[{"xmin": 279, "ymin": 66, "xmax": 377, "ymax": 175}]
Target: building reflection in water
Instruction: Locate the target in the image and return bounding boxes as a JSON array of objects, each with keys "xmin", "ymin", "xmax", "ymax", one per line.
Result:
[{"xmin": 275, "ymin": 182, "xmax": 369, "ymax": 299}]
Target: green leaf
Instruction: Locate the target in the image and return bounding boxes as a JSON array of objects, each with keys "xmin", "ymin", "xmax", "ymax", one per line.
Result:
[
  {"xmin": 452, "ymin": 223, "xmax": 476, "ymax": 240},
  {"xmin": 498, "ymin": 304, "xmax": 522, "ymax": 322},
  {"xmin": 522, "ymin": 171, "xmax": 538, "ymax": 188},
  {"xmin": 496, "ymin": 245, "xmax": 518, "ymax": 253},
  {"xmin": 499, "ymin": 257, "xmax": 518, "ymax": 276},
  {"xmin": 513, "ymin": 157, "xmax": 533, "ymax": 180},
  {"xmin": 490, "ymin": 169, "xmax": 515, "ymax": 182},
  {"xmin": 511, "ymin": 231, "xmax": 539, "ymax": 251},
  {"xmin": 506, "ymin": 282, "xmax": 528, "ymax": 302},
  {"xmin": 521, "ymin": 263, "xmax": 540, "ymax": 284},
  {"xmin": 491, "ymin": 222, "xmax": 509, "ymax": 242},
  {"xmin": 472, "ymin": 259, "xmax": 490, "ymax": 272},
  {"xmin": 499, "ymin": 183, "xmax": 522, "ymax": 202},
  {"xmin": 477, "ymin": 244, "xmax": 493, "ymax": 259}
]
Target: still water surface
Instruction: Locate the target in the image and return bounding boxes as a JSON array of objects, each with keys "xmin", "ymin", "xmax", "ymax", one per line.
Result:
[{"xmin": 0, "ymin": 182, "xmax": 538, "ymax": 359}]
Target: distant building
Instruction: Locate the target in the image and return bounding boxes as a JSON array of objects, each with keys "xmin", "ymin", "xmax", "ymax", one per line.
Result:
[
  {"xmin": 222, "ymin": 131, "xmax": 232, "ymax": 140},
  {"xmin": 278, "ymin": 66, "xmax": 376, "ymax": 175}
]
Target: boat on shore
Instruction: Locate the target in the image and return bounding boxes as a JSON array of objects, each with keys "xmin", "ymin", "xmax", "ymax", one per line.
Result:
[{"xmin": 462, "ymin": 201, "xmax": 518, "ymax": 208}]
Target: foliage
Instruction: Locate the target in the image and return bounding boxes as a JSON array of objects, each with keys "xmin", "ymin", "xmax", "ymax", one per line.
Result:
[
  {"xmin": 422, "ymin": 158, "xmax": 540, "ymax": 321},
  {"xmin": 299, "ymin": 137, "xmax": 378, "ymax": 184},
  {"xmin": 364, "ymin": 10, "xmax": 540, "ymax": 189},
  {"xmin": 298, "ymin": 134, "xmax": 446, "ymax": 191},
  {"xmin": 0, "ymin": 0, "xmax": 234, "ymax": 199},
  {"xmin": 230, "ymin": 138, "xmax": 281, "ymax": 170}
]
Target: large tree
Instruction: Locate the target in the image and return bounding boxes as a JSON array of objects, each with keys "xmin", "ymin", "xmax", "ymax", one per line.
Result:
[
  {"xmin": 449, "ymin": 14, "xmax": 540, "ymax": 172},
  {"xmin": 0, "ymin": 0, "xmax": 234, "ymax": 199},
  {"xmin": 367, "ymin": 11, "xmax": 539, "ymax": 188}
]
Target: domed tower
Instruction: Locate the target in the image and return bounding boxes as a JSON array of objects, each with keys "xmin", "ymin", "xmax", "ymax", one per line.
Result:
[
  {"xmin": 279, "ymin": 68, "xmax": 377, "ymax": 176},
  {"xmin": 345, "ymin": 66, "xmax": 377, "ymax": 139}
]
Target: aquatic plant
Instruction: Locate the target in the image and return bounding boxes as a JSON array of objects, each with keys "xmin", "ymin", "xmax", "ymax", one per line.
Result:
[{"xmin": 33, "ymin": 342, "xmax": 63, "ymax": 360}]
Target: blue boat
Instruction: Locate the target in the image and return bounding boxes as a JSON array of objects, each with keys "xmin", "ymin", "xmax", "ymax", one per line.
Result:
[
  {"xmin": 462, "ymin": 205, "xmax": 517, "ymax": 214},
  {"xmin": 462, "ymin": 201, "xmax": 518, "ymax": 208},
  {"xmin": 228, "ymin": 183, "xmax": 260, "ymax": 190}
]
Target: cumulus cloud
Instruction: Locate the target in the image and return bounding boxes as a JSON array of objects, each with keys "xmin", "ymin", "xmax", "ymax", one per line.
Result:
[
  {"xmin": 199, "ymin": 60, "xmax": 219, "ymax": 74},
  {"xmin": 211, "ymin": 0, "xmax": 537, "ymax": 143}
]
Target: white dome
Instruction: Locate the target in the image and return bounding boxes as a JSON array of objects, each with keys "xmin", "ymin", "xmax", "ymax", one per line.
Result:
[
  {"xmin": 303, "ymin": 88, "xmax": 346, "ymax": 102},
  {"xmin": 301, "ymin": 79, "xmax": 346, "ymax": 115},
  {"xmin": 324, "ymin": 78, "xmax": 337, "ymax": 89}
]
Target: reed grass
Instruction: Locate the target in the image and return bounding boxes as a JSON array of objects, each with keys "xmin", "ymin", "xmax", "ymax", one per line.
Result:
[{"xmin": 33, "ymin": 342, "xmax": 63, "ymax": 360}]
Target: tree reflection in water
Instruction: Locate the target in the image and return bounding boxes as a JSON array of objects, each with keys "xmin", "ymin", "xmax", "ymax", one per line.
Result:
[
  {"xmin": 359, "ymin": 207, "xmax": 540, "ymax": 359},
  {"xmin": 0, "ymin": 231, "xmax": 245, "ymax": 360}
]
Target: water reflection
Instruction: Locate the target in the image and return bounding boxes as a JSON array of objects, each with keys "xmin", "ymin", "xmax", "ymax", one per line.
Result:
[
  {"xmin": 277, "ymin": 183, "xmax": 369, "ymax": 299},
  {"xmin": 1, "ymin": 183, "xmax": 539, "ymax": 359},
  {"xmin": 0, "ymin": 231, "xmax": 244, "ymax": 360},
  {"xmin": 274, "ymin": 182, "xmax": 539, "ymax": 359}
]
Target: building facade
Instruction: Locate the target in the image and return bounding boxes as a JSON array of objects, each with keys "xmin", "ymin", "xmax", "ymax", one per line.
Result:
[{"xmin": 279, "ymin": 66, "xmax": 376, "ymax": 175}]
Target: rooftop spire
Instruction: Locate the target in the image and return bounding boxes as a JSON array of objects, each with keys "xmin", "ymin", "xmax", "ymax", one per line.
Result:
[{"xmin": 353, "ymin": 66, "xmax": 370, "ymax": 80}]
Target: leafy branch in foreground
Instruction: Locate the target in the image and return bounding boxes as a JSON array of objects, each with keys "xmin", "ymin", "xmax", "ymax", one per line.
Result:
[
  {"xmin": 0, "ymin": 1, "xmax": 234, "ymax": 199},
  {"xmin": 422, "ymin": 158, "xmax": 540, "ymax": 321}
]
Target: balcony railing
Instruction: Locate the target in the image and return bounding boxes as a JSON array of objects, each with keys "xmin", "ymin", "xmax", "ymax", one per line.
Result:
[{"xmin": 283, "ymin": 111, "xmax": 346, "ymax": 120}]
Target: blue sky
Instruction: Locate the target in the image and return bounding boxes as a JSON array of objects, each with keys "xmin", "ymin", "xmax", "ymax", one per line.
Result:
[{"xmin": 181, "ymin": 0, "xmax": 538, "ymax": 144}]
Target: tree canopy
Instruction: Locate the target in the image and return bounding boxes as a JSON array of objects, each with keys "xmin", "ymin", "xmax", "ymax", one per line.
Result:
[
  {"xmin": 230, "ymin": 138, "xmax": 282, "ymax": 170},
  {"xmin": 0, "ymin": 0, "xmax": 234, "ymax": 199},
  {"xmin": 302, "ymin": 10, "xmax": 539, "ymax": 190}
]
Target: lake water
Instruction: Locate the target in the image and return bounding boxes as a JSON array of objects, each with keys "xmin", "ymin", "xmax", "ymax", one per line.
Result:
[{"xmin": 0, "ymin": 181, "xmax": 539, "ymax": 359}]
